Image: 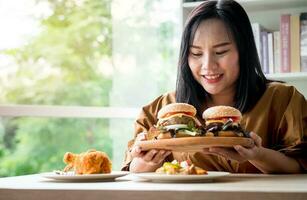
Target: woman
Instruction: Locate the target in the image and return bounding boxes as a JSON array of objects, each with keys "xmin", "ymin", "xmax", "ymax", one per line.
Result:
[{"xmin": 122, "ymin": 0, "xmax": 307, "ymax": 173}]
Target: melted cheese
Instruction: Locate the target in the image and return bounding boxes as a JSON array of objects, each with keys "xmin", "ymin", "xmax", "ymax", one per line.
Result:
[
  {"xmin": 205, "ymin": 117, "xmax": 239, "ymax": 125},
  {"xmin": 205, "ymin": 119, "xmax": 224, "ymax": 125}
]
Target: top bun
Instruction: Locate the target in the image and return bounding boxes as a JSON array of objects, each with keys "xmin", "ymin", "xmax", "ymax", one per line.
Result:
[
  {"xmin": 157, "ymin": 103, "xmax": 197, "ymax": 119},
  {"xmin": 202, "ymin": 106, "xmax": 242, "ymax": 120}
]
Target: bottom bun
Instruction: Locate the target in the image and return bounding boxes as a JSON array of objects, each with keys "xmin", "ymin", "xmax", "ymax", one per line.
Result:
[
  {"xmin": 147, "ymin": 127, "xmax": 163, "ymax": 140},
  {"xmin": 218, "ymin": 131, "xmax": 244, "ymax": 137},
  {"xmin": 157, "ymin": 132, "xmax": 172, "ymax": 139}
]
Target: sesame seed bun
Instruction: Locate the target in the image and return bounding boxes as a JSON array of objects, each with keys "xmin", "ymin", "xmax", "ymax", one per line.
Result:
[
  {"xmin": 202, "ymin": 106, "xmax": 242, "ymax": 121},
  {"xmin": 157, "ymin": 103, "xmax": 197, "ymax": 119}
]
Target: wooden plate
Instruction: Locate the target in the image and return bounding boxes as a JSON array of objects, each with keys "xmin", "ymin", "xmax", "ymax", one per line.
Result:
[{"xmin": 135, "ymin": 137, "xmax": 254, "ymax": 152}]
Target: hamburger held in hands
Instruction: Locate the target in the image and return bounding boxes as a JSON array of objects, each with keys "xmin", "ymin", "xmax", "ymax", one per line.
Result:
[
  {"xmin": 148, "ymin": 103, "xmax": 203, "ymax": 139},
  {"xmin": 148, "ymin": 103, "xmax": 249, "ymax": 139},
  {"xmin": 202, "ymin": 106, "xmax": 249, "ymax": 137}
]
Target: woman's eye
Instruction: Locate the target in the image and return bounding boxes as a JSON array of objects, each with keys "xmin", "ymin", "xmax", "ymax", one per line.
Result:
[
  {"xmin": 216, "ymin": 50, "xmax": 228, "ymax": 55},
  {"xmin": 191, "ymin": 52, "xmax": 202, "ymax": 57}
]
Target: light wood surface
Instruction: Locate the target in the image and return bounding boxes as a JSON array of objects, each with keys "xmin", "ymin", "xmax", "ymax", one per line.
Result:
[
  {"xmin": 0, "ymin": 173, "xmax": 307, "ymax": 200},
  {"xmin": 136, "ymin": 137, "xmax": 254, "ymax": 152}
]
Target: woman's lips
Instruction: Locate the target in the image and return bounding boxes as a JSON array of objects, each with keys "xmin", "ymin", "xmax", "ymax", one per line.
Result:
[{"xmin": 202, "ymin": 74, "xmax": 223, "ymax": 84}]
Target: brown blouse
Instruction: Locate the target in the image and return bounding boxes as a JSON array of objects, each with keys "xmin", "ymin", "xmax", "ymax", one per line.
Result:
[{"xmin": 122, "ymin": 82, "xmax": 307, "ymax": 173}]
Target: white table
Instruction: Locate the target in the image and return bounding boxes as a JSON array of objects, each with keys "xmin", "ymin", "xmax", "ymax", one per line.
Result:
[{"xmin": 0, "ymin": 173, "xmax": 307, "ymax": 200}]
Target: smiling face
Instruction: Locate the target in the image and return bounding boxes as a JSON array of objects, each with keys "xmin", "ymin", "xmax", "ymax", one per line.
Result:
[{"xmin": 188, "ymin": 18, "xmax": 239, "ymax": 102}]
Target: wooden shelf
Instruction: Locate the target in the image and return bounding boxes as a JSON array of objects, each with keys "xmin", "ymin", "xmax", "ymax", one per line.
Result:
[
  {"xmin": 266, "ymin": 72, "xmax": 307, "ymax": 81},
  {"xmin": 182, "ymin": 0, "xmax": 307, "ymax": 30},
  {"xmin": 183, "ymin": 0, "xmax": 307, "ymax": 10}
]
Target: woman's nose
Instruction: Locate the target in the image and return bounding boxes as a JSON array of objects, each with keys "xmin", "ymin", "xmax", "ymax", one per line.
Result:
[{"xmin": 201, "ymin": 54, "xmax": 217, "ymax": 70}]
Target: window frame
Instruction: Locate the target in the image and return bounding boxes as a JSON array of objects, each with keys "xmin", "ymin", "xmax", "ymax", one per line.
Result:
[{"xmin": 0, "ymin": 105, "xmax": 139, "ymax": 118}]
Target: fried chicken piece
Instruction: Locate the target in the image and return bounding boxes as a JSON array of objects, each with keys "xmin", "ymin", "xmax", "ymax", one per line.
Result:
[{"xmin": 63, "ymin": 149, "xmax": 112, "ymax": 174}]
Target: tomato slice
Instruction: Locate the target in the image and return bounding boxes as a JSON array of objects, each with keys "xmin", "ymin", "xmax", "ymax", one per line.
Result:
[{"xmin": 207, "ymin": 116, "xmax": 240, "ymax": 123}]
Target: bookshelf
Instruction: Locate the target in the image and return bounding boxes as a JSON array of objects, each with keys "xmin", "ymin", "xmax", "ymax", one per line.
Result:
[
  {"xmin": 182, "ymin": 0, "xmax": 307, "ymax": 30},
  {"xmin": 181, "ymin": 0, "xmax": 307, "ymax": 97}
]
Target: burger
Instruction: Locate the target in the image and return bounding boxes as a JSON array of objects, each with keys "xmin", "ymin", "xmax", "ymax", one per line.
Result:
[
  {"xmin": 202, "ymin": 106, "xmax": 249, "ymax": 137},
  {"xmin": 149, "ymin": 103, "xmax": 202, "ymax": 139}
]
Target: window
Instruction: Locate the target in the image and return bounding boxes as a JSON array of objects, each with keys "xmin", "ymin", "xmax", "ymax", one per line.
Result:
[{"xmin": 0, "ymin": 0, "xmax": 180, "ymax": 176}]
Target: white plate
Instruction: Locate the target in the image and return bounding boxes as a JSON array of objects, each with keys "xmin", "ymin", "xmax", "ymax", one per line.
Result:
[
  {"xmin": 41, "ymin": 171, "xmax": 129, "ymax": 181},
  {"xmin": 132, "ymin": 171, "xmax": 230, "ymax": 182}
]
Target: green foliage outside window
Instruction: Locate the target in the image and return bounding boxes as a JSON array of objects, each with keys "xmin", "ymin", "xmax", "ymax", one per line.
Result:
[
  {"xmin": 0, "ymin": 0, "xmax": 113, "ymax": 177},
  {"xmin": 0, "ymin": 0, "xmax": 179, "ymax": 176}
]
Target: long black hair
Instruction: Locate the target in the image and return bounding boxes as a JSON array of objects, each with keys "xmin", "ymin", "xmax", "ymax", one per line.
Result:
[{"xmin": 176, "ymin": 0, "xmax": 267, "ymax": 115}]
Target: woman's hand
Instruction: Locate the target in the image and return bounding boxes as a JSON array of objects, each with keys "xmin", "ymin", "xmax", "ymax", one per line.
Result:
[
  {"xmin": 129, "ymin": 132, "xmax": 171, "ymax": 173},
  {"xmin": 202, "ymin": 132, "xmax": 263, "ymax": 163},
  {"xmin": 203, "ymin": 132, "xmax": 302, "ymax": 173}
]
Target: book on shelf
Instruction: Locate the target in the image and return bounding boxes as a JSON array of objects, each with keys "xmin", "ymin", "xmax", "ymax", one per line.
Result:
[
  {"xmin": 261, "ymin": 31, "xmax": 269, "ymax": 74},
  {"xmin": 252, "ymin": 23, "xmax": 263, "ymax": 70},
  {"xmin": 268, "ymin": 32, "xmax": 274, "ymax": 74},
  {"xmin": 273, "ymin": 31, "xmax": 281, "ymax": 73},
  {"xmin": 290, "ymin": 14, "xmax": 300, "ymax": 72},
  {"xmin": 252, "ymin": 23, "xmax": 272, "ymax": 74},
  {"xmin": 252, "ymin": 13, "xmax": 305, "ymax": 74},
  {"xmin": 280, "ymin": 14, "xmax": 291, "ymax": 73},
  {"xmin": 301, "ymin": 13, "xmax": 307, "ymax": 72}
]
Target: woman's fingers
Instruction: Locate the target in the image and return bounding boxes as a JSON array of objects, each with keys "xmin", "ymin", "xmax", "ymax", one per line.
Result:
[
  {"xmin": 202, "ymin": 133, "xmax": 263, "ymax": 162},
  {"xmin": 142, "ymin": 149, "xmax": 171, "ymax": 164},
  {"xmin": 150, "ymin": 150, "xmax": 165, "ymax": 163},
  {"xmin": 130, "ymin": 132, "xmax": 148, "ymax": 157},
  {"xmin": 208, "ymin": 147, "xmax": 247, "ymax": 163},
  {"xmin": 209, "ymin": 147, "xmax": 232, "ymax": 158},
  {"xmin": 135, "ymin": 132, "xmax": 147, "ymax": 141},
  {"xmin": 234, "ymin": 145, "xmax": 252, "ymax": 158},
  {"xmin": 143, "ymin": 149, "xmax": 158, "ymax": 162},
  {"xmin": 203, "ymin": 148, "xmax": 231, "ymax": 159},
  {"xmin": 249, "ymin": 132, "xmax": 262, "ymax": 147},
  {"xmin": 233, "ymin": 132, "xmax": 262, "ymax": 159},
  {"xmin": 130, "ymin": 146, "xmax": 143, "ymax": 157},
  {"xmin": 203, "ymin": 148, "xmax": 210, "ymax": 153},
  {"xmin": 132, "ymin": 132, "xmax": 172, "ymax": 164},
  {"xmin": 151, "ymin": 150, "xmax": 172, "ymax": 164},
  {"xmin": 202, "ymin": 148, "xmax": 223, "ymax": 157}
]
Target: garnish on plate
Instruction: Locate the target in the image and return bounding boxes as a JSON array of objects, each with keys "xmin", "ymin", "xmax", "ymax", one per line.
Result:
[{"xmin": 155, "ymin": 160, "xmax": 207, "ymax": 175}]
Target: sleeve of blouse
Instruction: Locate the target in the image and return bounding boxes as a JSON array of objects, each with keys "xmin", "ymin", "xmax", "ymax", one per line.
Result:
[
  {"xmin": 277, "ymin": 87, "xmax": 307, "ymax": 171},
  {"xmin": 121, "ymin": 94, "xmax": 167, "ymax": 171}
]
